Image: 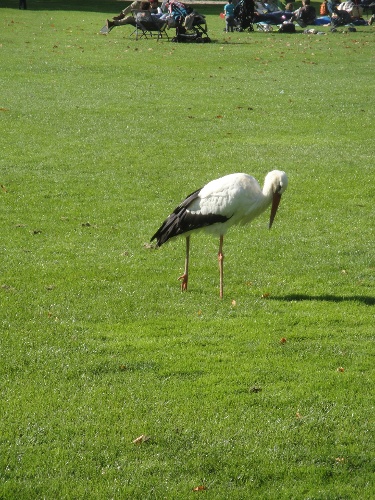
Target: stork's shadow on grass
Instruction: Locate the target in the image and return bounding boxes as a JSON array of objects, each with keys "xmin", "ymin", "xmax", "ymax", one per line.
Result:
[{"xmin": 270, "ymin": 294, "xmax": 375, "ymax": 306}]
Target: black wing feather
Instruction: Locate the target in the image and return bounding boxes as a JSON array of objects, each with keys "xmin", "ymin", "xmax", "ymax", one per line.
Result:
[{"xmin": 151, "ymin": 187, "xmax": 229, "ymax": 247}]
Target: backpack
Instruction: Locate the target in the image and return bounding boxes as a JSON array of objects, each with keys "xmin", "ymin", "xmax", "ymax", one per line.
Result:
[
  {"xmin": 279, "ymin": 22, "xmax": 296, "ymax": 33},
  {"xmin": 350, "ymin": 5, "xmax": 363, "ymax": 17},
  {"xmin": 320, "ymin": 1, "xmax": 328, "ymax": 15},
  {"xmin": 171, "ymin": 33, "xmax": 211, "ymax": 42}
]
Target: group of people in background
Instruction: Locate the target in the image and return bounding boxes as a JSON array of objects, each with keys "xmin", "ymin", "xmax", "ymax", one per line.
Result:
[
  {"xmin": 327, "ymin": 0, "xmax": 374, "ymax": 27},
  {"xmin": 102, "ymin": 0, "xmax": 375, "ymax": 34},
  {"xmin": 105, "ymin": 0, "xmax": 192, "ymax": 31},
  {"xmin": 223, "ymin": 0, "xmax": 374, "ymax": 31}
]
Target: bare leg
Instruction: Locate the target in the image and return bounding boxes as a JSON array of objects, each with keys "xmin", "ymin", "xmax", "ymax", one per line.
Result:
[
  {"xmin": 178, "ymin": 235, "xmax": 190, "ymax": 291},
  {"xmin": 218, "ymin": 235, "xmax": 224, "ymax": 299}
]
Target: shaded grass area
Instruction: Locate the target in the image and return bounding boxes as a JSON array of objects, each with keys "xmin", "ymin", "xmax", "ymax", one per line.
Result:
[
  {"xmin": 1, "ymin": 0, "xmax": 122, "ymax": 13},
  {"xmin": 1, "ymin": 3, "xmax": 374, "ymax": 499}
]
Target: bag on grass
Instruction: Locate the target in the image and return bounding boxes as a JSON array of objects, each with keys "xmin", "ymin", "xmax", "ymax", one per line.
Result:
[
  {"xmin": 278, "ymin": 22, "xmax": 296, "ymax": 33},
  {"xmin": 171, "ymin": 33, "xmax": 211, "ymax": 42}
]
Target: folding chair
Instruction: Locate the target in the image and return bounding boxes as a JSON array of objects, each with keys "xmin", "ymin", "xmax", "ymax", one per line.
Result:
[{"xmin": 131, "ymin": 10, "xmax": 169, "ymax": 40}]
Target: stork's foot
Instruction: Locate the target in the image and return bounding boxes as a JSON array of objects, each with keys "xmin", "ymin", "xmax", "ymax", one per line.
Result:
[{"xmin": 178, "ymin": 273, "xmax": 188, "ymax": 291}]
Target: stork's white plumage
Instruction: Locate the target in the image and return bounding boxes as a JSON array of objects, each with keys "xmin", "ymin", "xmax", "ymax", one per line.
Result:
[{"xmin": 151, "ymin": 170, "xmax": 288, "ymax": 298}]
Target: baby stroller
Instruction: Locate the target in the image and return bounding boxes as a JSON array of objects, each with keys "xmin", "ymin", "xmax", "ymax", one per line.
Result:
[
  {"xmin": 167, "ymin": 0, "xmax": 211, "ymax": 42},
  {"xmin": 233, "ymin": 0, "xmax": 255, "ymax": 31},
  {"xmin": 330, "ymin": 8, "xmax": 354, "ymax": 29}
]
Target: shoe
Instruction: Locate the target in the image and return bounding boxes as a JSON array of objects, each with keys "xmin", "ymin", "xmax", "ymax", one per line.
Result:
[
  {"xmin": 369, "ymin": 15, "xmax": 375, "ymax": 25},
  {"xmin": 106, "ymin": 19, "xmax": 115, "ymax": 29}
]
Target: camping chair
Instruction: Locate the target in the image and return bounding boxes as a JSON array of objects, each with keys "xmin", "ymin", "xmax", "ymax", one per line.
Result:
[
  {"xmin": 131, "ymin": 10, "xmax": 169, "ymax": 40},
  {"xmin": 169, "ymin": 2, "xmax": 210, "ymax": 40}
]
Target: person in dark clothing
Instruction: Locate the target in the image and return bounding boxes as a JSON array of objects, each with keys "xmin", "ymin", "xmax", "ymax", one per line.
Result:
[{"xmin": 290, "ymin": 0, "xmax": 316, "ymax": 26}]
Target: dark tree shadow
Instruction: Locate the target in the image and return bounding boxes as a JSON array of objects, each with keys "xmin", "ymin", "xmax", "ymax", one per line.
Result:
[
  {"xmin": 1, "ymin": 0, "xmax": 122, "ymax": 13},
  {"xmin": 1, "ymin": 1, "xmax": 218, "ymax": 16},
  {"xmin": 270, "ymin": 294, "xmax": 375, "ymax": 306}
]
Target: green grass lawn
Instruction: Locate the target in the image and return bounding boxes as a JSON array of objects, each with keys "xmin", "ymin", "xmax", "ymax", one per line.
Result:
[{"xmin": 1, "ymin": 1, "xmax": 374, "ymax": 498}]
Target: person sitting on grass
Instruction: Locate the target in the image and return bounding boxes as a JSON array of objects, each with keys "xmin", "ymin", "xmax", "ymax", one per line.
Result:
[
  {"xmin": 338, "ymin": 0, "xmax": 363, "ymax": 19},
  {"xmin": 328, "ymin": 0, "xmax": 361, "ymax": 27},
  {"xmin": 290, "ymin": 0, "xmax": 316, "ymax": 27},
  {"xmin": 336, "ymin": 1, "xmax": 367, "ymax": 23}
]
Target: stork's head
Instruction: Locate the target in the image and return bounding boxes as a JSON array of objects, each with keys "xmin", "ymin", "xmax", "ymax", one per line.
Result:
[{"xmin": 266, "ymin": 170, "xmax": 288, "ymax": 229}]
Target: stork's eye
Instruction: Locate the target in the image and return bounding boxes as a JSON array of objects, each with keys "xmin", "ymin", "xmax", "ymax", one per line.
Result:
[{"xmin": 277, "ymin": 183, "xmax": 283, "ymax": 193}]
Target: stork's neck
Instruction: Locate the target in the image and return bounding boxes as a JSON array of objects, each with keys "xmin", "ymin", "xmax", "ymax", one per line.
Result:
[
  {"xmin": 248, "ymin": 178, "xmax": 274, "ymax": 218},
  {"xmin": 259, "ymin": 185, "xmax": 274, "ymax": 212},
  {"xmin": 262, "ymin": 181, "xmax": 275, "ymax": 201},
  {"xmin": 243, "ymin": 184, "xmax": 273, "ymax": 223}
]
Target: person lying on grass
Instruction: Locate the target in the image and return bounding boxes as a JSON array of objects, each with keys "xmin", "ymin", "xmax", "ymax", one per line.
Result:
[{"xmin": 253, "ymin": 2, "xmax": 294, "ymax": 24}]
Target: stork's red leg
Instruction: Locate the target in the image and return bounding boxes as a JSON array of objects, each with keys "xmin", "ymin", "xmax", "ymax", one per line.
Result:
[
  {"xmin": 218, "ymin": 235, "xmax": 224, "ymax": 299},
  {"xmin": 178, "ymin": 235, "xmax": 190, "ymax": 291}
]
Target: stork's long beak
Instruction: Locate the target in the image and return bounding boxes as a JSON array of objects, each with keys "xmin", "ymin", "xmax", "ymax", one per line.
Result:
[{"xmin": 269, "ymin": 192, "xmax": 281, "ymax": 229}]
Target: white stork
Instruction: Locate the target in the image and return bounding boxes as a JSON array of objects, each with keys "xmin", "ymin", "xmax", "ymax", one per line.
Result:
[{"xmin": 151, "ymin": 170, "xmax": 288, "ymax": 298}]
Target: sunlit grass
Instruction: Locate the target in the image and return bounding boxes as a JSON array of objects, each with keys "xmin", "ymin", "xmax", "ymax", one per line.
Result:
[{"xmin": 1, "ymin": 1, "xmax": 374, "ymax": 498}]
